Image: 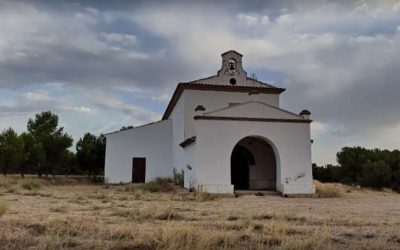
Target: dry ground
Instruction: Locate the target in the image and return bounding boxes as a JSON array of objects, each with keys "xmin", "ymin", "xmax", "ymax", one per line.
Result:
[{"xmin": 0, "ymin": 176, "xmax": 399, "ymax": 250}]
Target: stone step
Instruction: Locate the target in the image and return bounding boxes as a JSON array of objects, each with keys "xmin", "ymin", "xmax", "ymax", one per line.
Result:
[{"xmin": 234, "ymin": 190, "xmax": 281, "ymax": 197}]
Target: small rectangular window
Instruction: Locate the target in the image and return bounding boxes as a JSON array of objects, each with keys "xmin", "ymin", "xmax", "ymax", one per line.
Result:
[{"xmin": 229, "ymin": 102, "xmax": 239, "ymax": 107}]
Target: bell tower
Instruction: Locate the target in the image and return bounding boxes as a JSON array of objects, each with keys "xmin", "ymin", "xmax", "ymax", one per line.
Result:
[{"xmin": 217, "ymin": 50, "xmax": 247, "ymax": 85}]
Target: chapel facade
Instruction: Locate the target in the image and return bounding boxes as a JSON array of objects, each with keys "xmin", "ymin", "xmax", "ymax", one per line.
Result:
[{"xmin": 105, "ymin": 50, "xmax": 315, "ymax": 195}]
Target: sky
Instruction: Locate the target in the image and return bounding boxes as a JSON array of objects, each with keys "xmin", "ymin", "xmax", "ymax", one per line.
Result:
[{"xmin": 0, "ymin": 0, "xmax": 400, "ymax": 165}]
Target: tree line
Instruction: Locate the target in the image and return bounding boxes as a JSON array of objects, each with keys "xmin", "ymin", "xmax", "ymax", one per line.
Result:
[
  {"xmin": 0, "ymin": 111, "xmax": 105, "ymax": 177},
  {"xmin": 2, "ymin": 111, "xmax": 400, "ymax": 192},
  {"xmin": 313, "ymin": 147, "xmax": 400, "ymax": 192}
]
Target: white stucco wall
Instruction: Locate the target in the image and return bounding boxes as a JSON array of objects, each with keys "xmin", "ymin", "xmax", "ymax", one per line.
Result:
[
  {"xmin": 207, "ymin": 101, "xmax": 300, "ymax": 119},
  {"xmin": 183, "ymin": 90, "xmax": 280, "ymax": 138},
  {"xmin": 104, "ymin": 120, "xmax": 173, "ymax": 183},
  {"xmin": 193, "ymin": 119, "xmax": 314, "ymax": 194},
  {"xmin": 170, "ymin": 93, "xmax": 186, "ymax": 172},
  {"xmin": 182, "ymin": 143, "xmax": 197, "ymax": 189}
]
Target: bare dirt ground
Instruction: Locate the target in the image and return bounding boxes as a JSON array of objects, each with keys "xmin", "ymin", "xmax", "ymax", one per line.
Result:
[{"xmin": 0, "ymin": 177, "xmax": 399, "ymax": 250}]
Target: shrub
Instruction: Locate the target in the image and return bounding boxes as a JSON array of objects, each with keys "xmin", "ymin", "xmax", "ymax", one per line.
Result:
[
  {"xmin": 173, "ymin": 168, "xmax": 184, "ymax": 187},
  {"xmin": 21, "ymin": 179, "xmax": 41, "ymax": 190},
  {"xmin": 125, "ymin": 177, "xmax": 176, "ymax": 193},
  {"xmin": 314, "ymin": 181, "xmax": 343, "ymax": 198},
  {"xmin": 0, "ymin": 176, "xmax": 17, "ymax": 189},
  {"xmin": 155, "ymin": 208, "xmax": 185, "ymax": 221},
  {"xmin": 154, "ymin": 177, "xmax": 176, "ymax": 192},
  {"xmin": 0, "ymin": 202, "xmax": 8, "ymax": 218},
  {"xmin": 194, "ymin": 190, "xmax": 215, "ymax": 201},
  {"xmin": 143, "ymin": 181, "xmax": 160, "ymax": 192}
]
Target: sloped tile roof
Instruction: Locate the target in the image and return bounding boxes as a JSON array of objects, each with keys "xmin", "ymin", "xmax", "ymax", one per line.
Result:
[
  {"xmin": 162, "ymin": 79, "xmax": 285, "ymax": 120},
  {"xmin": 181, "ymin": 75, "xmax": 279, "ymax": 89}
]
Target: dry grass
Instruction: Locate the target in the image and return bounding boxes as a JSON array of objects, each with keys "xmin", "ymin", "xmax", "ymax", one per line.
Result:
[
  {"xmin": 314, "ymin": 180, "xmax": 346, "ymax": 198},
  {"xmin": 123, "ymin": 177, "xmax": 176, "ymax": 193},
  {"xmin": 0, "ymin": 202, "xmax": 8, "ymax": 218},
  {"xmin": 0, "ymin": 175, "xmax": 399, "ymax": 249},
  {"xmin": 20, "ymin": 178, "xmax": 42, "ymax": 190},
  {"xmin": 0, "ymin": 176, "xmax": 18, "ymax": 188}
]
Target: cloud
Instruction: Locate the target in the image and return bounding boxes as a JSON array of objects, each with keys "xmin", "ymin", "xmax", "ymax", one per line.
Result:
[
  {"xmin": 91, "ymin": 95, "xmax": 161, "ymax": 124},
  {"xmin": 311, "ymin": 121, "xmax": 329, "ymax": 139},
  {"xmin": 0, "ymin": 84, "xmax": 92, "ymax": 116},
  {"xmin": 0, "ymin": 1, "xmax": 177, "ymax": 91},
  {"xmin": 130, "ymin": 0, "xmax": 400, "ymax": 164},
  {"xmin": 23, "ymin": 92, "xmax": 51, "ymax": 102},
  {"xmin": 66, "ymin": 106, "xmax": 91, "ymax": 112},
  {"xmin": 101, "ymin": 32, "xmax": 138, "ymax": 46},
  {"xmin": 237, "ymin": 13, "xmax": 270, "ymax": 26},
  {"xmin": 275, "ymin": 14, "xmax": 294, "ymax": 25},
  {"xmin": 1, "ymin": 0, "xmax": 400, "ymax": 164}
]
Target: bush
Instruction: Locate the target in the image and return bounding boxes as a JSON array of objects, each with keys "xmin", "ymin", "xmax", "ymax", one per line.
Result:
[
  {"xmin": 0, "ymin": 176, "xmax": 17, "ymax": 189},
  {"xmin": 143, "ymin": 177, "xmax": 175, "ymax": 193},
  {"xmin": 173, "ymin": 168, "xmax": 184, "ymax": 187},
  {"xmin": 0, "ymin": 202, "xmax": 9, "ymax": 218},
  {"xmin": 194, "ymin": 190, "xmax": 215, "ymax": 201},
  {"xmin": 21, "ymin": 179, "xmax": 41, "ymax": 190},
  {"xmin": 142, "ymin": 181, "xmax": 160, "ymax": 193},
  {"xmin": 155, "ymin": 208, "xmax": 185, "ymax": 221},
  {"xmin": 125, "ymin": 177, "xmax": 175, "ymax": 193}
]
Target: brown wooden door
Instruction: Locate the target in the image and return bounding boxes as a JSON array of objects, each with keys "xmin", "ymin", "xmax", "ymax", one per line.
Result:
[{"xmin": 132, "ymin": 158, "xmax": 146, "ymax": 183}]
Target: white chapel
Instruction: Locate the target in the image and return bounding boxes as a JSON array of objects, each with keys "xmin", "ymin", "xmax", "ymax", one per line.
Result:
[{"xmin": 105, "ymin": 50, "xmax": 315, "ymax": 195}]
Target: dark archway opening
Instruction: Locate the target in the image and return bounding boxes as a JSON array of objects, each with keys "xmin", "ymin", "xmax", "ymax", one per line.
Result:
[
  {"xmin": 231, "ymin": 145, "xmax": 254, "ymax": 190},
  {"xmin": 231, "ymin": 137, "xmax": 276, "ymax": 190}
]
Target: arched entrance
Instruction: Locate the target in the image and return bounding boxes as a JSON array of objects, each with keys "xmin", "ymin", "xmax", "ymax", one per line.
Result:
[{"xmin": 230, "ymin": 136, "xmax": 277, "ymax": 190}]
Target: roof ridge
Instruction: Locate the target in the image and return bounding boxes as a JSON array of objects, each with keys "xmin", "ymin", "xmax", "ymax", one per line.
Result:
[
  {"xmin": 105, "ymin": 120, "xmax": 168, "ymax": 136},
  {"xmin": 246, "ymin": 77, "xmax": 278, "ymax": 88},
  {"xmin": 181, "ymin": 75, "xmax": 218, "ymax": 84},
  {"xmin": 181, "ymin": 82, "xmax": 280, "ymax": 90},
  {"xmin": 181, "ymin": 75, "xmax": 280, "ymax": 89}
]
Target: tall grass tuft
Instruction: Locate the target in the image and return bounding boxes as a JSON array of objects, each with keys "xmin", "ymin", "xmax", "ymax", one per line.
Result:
[
  {"xmin": 173, "ymin": 168, "xmax": 184, "ymax": 187},
  {"xmin": 0, "ymin": 176, "xmax": 18, "ymax": 189},
  {"xmin": 0, "ymin": 202, "xmax": 9, "ymax": 218},
  {"xmin": 314, "ymin": 180, "xmax": 344, "ymax": 198},
  {"xmin": 194, "ymin": 190, "xmax": 216, "ymax": 202}
]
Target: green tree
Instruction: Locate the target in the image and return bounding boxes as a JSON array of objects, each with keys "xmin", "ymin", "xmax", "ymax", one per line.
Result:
[
  {"xmin": 20, "ymin": 132, "xmax": 46, "ymax": 178},
  {"xmin": 27, "ymin": 111, "xmax": 73, "ymax": 177},
  {"xmin": 0, "ymin": 128, "xmax": 26, "ymax": 176},
  {"xmin": 332, "ymin": 147, "xmax": 400, "ymax": 191},
  {"xmin": 312, "ymin": 163, "xmax": 342, "ymax": 183},
  {"xmin": 96, "ymin": 134, "xmax": 106, "ymax": 175},
  {"xmin": 358, "ymin": 160, "xmax": 392, "ymax": 189},
  {"xmin": 61, "ymin": 150, "xmax": 77, "ymax": 176},
  {"xmin": 120, "ymin": 126, "xmax": 134, "ymax": 131},
  {"xmin": 76, "ymin": 133, "xmax": 105, "ymax": 177},
  {"xmin": 336, "ymin": 147, "xmax": 371, "ymax": 184}
]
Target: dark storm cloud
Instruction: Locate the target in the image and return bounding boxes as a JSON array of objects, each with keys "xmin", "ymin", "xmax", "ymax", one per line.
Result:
[{"xmin": 0, "ymin": 1, "xmax": 192, "ymax": 90}]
